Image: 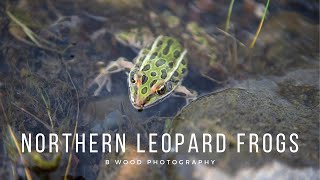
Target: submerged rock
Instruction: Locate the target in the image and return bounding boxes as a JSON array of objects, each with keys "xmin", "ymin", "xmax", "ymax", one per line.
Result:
[
  {"xmin": 194, "ymin": 161, "xmax": 320, "ymax": 180},
  {"xmin": 168, "ymin": 68, "xmax": 319, "ymax": 178}
]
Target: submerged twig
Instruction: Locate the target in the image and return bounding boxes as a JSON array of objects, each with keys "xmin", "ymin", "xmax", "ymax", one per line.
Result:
[
  {"xmin": 64, "ymin": 121, "xmax": 77, "ymax": 179},
  {"xmin": 7, "ymin": 125, "xmax": 33, "ymax": 180},
  {"xmin": 40, "ymin": 90, "xmax": 55, "ymax": 129},
  {"xmin": 63, "ymin": 57, "xmax": 80, "ymax": 179},
  {"xmin": 200, "ymin": 72, "xmax": 225, "ymax": 84},
  {"xmin": 64, "ymin": 62, "xmax": 80, "ymax": 125},
  {"xmin": 6, "ymin": 11, "xmax": 63, "ymax": 53},
  {"xmin": 216, "ymin": 27, "xmax": 246, "ymax": 47}
]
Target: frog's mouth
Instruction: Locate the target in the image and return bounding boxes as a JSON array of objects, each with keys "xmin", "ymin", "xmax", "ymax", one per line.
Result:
[
  {"xmin": 130, "ymin": 93, "xmax": 170, "ymax": 111},
  {"xmin": 132, "ymin": 102, "xmax": 144, "ymax": 110},
  {"xmin": 129, "ymin": 94, "xmax": 144, "ymax": 110}
]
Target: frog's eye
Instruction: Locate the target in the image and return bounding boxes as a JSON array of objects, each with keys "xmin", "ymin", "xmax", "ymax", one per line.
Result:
[
  {"xmin": 130, "ymin": 70, "xmax": 137, "ymax": 83},
  {"xmin": 130, "ymin": 77, "xmax": 136, "ymax": 83},
  {"xmin": 156, "ymin": 85, "xmax": 166, "ymax": 95}
]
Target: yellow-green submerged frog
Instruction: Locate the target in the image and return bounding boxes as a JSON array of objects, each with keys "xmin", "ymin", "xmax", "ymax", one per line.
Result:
[{"xmin": 90, "ymin": 35, "xmax": 197, "ymax": 110}]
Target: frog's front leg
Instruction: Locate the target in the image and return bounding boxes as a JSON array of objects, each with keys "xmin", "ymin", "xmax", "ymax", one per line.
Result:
[
  {"xmin": 173, "ymin": 85, "xmax": 198, "ymax": 104},
  {"xmin": 89, "ymin": 57, "xmax": 134, "ymax": 96}
]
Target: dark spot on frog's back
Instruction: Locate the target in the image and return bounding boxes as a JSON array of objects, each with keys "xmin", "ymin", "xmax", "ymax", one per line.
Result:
[
  {"xmin": 156, "ymin": 59, "xmax": 166, "ymax": 67},
  {"xmin": 141, "ymin": 87, "xmax": 147, "ymax": 94},
  {"xmin": 168, "ymin": 62, "xmax": 174, "ymax": 68},
  {"xmin": 161, "ymin": 69, "xmax": 167, "ymax": 79},
  {"xmin": 173, "ymin": 71, "xmax": 179, "ymax": 77},
  {"xmin": 142, "ymin": 64, "xmax": 150, "ymax": 71},
  {"xmin": 181, "ymin": 59, "xmax": 186, "ymax": 65},
  {"xmin": 139, "ymin": 55, "xmax": 146, "ymax": 61},
  {"xmin": 163, "ymin": 47, "xmax": 169, "ymax": 55},
  {"xmin": 157, "ymin": 40, "xmax": 163, "ymax": 47},
  {"xmin": 166, "ymin": 81, "xmax": 173, "ymax": 91},
  {"xmin": 150, "ymin": 80, "xmax": 157, "ymax": 88},
  {"xmin": 163, "ymin": 39, "xmax": 173, "ymax": 55},
  {"xmin": 141, "ymin": 75, "xmax": 148, "ymax": 85},
  {"xmin": 150, "ymin": 72, "xmax": 157, "ymax": 76},
  {"xmin": 150, "ymin": 52, "xmax": 157, "ymax": 60},
  {"xmin": 174, "ymin": 50, "xmax": 181, "ymax": 58},
  {"xmin": 181, "ymin": 68, "xmax": 187, "ymax": 74}
]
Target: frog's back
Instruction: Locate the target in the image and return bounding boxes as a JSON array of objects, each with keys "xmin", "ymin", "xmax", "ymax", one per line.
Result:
[
  {"xmin": 128, "ymin": 36, "xmax": 188, "ymax": 109},
  {"xmin": 135, "ymin": 36, "xmax": 188, "ymax": 86}
]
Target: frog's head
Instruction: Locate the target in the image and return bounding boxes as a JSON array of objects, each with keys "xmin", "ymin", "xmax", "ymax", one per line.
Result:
[{"xmin": 128, "ymin": 70, "xmax": 173, "ymax": 110}]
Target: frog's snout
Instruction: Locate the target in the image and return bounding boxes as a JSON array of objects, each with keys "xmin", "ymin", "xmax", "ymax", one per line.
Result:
[
  {"xmin": 133, "ymin": 103, "xmax": 144, "ymax": 112},
  {"xmin": 132, "ymin": 98, "xmax": 145, "ymax": 110}
]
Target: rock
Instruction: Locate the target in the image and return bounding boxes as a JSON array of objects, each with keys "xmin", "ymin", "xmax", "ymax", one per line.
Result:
[
  {"xmin": 168, "ymin": 68, "xmax": 319, "ymax": 177},
  {"xmin": 193, "ymin": 161, "xmax": 320, "ymax": 180}
]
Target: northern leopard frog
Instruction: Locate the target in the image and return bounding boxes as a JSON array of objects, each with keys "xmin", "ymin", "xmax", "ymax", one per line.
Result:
[{"xmin": 90, "ymin": 35, "xmax": 196, "ymax": 110}]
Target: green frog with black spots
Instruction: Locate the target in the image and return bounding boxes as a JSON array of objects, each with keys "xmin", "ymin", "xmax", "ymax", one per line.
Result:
[{"xmin": 90, "ymin": 35, "xmax": 197, "ymax": 110}]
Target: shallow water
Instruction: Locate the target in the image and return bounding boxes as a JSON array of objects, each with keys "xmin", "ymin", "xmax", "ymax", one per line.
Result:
[{"xmin": 0, "ymin": 0, "xmax": 319, "ymax": 179}]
